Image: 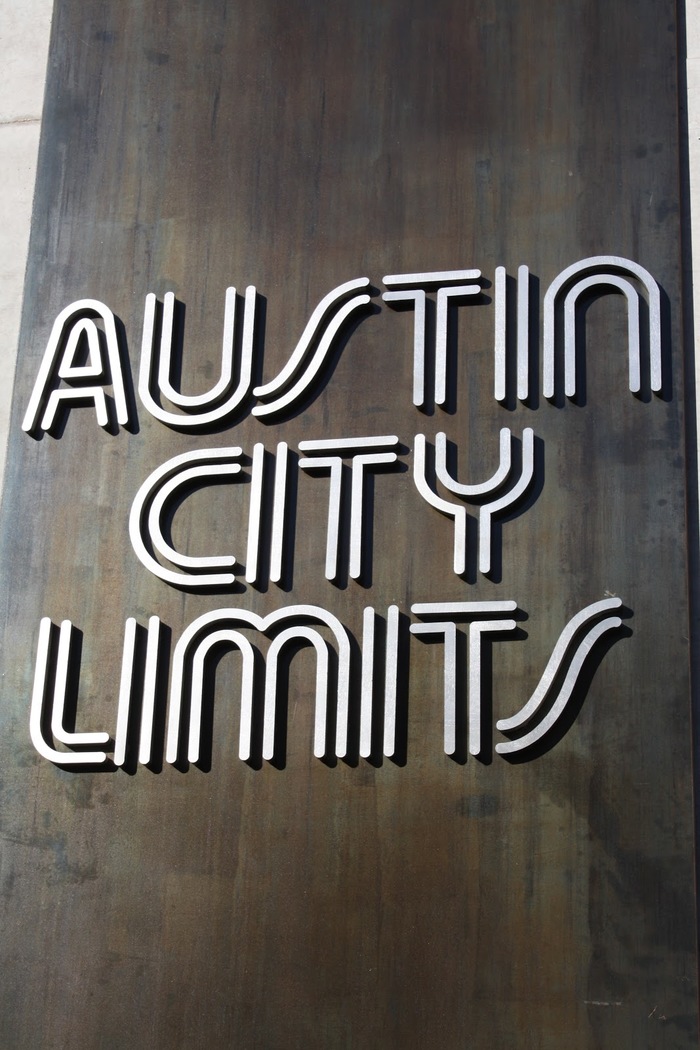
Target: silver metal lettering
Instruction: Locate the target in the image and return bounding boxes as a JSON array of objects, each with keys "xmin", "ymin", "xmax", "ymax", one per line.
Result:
[
  {"xmin": 138, "ymin": 285, "xmax": 257, "ymax": 427},
  {"xmin": 23, "ymin": 299, "xmax": 130, "ymax": 435},
  {"xmin": 543, "ymin": 255, "xmax": 662, "ymax": 400}
]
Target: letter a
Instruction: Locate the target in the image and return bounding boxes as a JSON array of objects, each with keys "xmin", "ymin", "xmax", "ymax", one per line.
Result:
[{"xmin": 23, "ymin": 298, "xmax": 130, "ymax": 435}]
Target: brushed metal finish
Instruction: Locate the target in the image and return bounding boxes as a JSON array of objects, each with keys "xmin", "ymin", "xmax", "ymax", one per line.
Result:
[{"xmin": 0, "ymin": 0, "xmax": 696, "ymax": 1046}]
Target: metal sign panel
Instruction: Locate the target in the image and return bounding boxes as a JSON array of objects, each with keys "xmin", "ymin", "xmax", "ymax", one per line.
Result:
[{"xmin": 0, "ymin": 0, "xmax": 697, "ymax": 1045}]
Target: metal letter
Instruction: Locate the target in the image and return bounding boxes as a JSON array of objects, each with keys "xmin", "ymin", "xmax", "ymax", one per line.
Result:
[
  {"xmin": 252, "ymin": 278, "xmax": 371, "ymax": 418},
  {"xmin": 496, "ymin": 597, "xmax": 624, "ymax": 754},
  {"xmin": 23, "ymin": 299, "xmax": 130, "ymax": 435},
  {"xmin": 299, "ymin": 436, "xmax": 399, "ymax": 581},
  {"xmin": 543, "ymin": 256, "xmax": 662, "ymax": 400},
  {"xmin": 165, "ymin": 605, "xmax": 351, "ymax": 765},
  {"xmin": 29, "ymin": 618, "xmax": 110, "ymax": 766},
  {"xmin": 129, "ymin": 447, "xmax": 243, "ymax": 588},
  {"xmin": 383, "ymin": 269, "xmax": 481, "ymax": 410},
  {"xmin": 139, "ymin": 286, "xmax": 257, "ymax": 427},
  {"xmin": 411, "ymin": 602, "xmax": 517, "ymax": 757},
  {"xmin": 413, "ymin": 434, "xmax": 468, "ymax": 575}
]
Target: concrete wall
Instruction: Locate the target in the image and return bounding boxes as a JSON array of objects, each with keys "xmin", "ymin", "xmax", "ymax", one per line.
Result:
[
  {"xmin": 0, "ymin": 0, "xmax": 52, "ymax": 487},
  {"xmin": 688, "ymin": 0, "xmax": 700, "ymax": 404}
]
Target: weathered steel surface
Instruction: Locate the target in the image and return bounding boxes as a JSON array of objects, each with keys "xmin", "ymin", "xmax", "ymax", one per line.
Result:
[{"xmin": 0, "ymin": 0, "xmax": 696, "ymax": 1046}]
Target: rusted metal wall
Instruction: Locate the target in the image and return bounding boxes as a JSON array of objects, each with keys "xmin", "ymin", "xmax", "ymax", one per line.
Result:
[{"xmin": 0, "ymin": 0, "xmax": 697, "ymax": 1046}]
